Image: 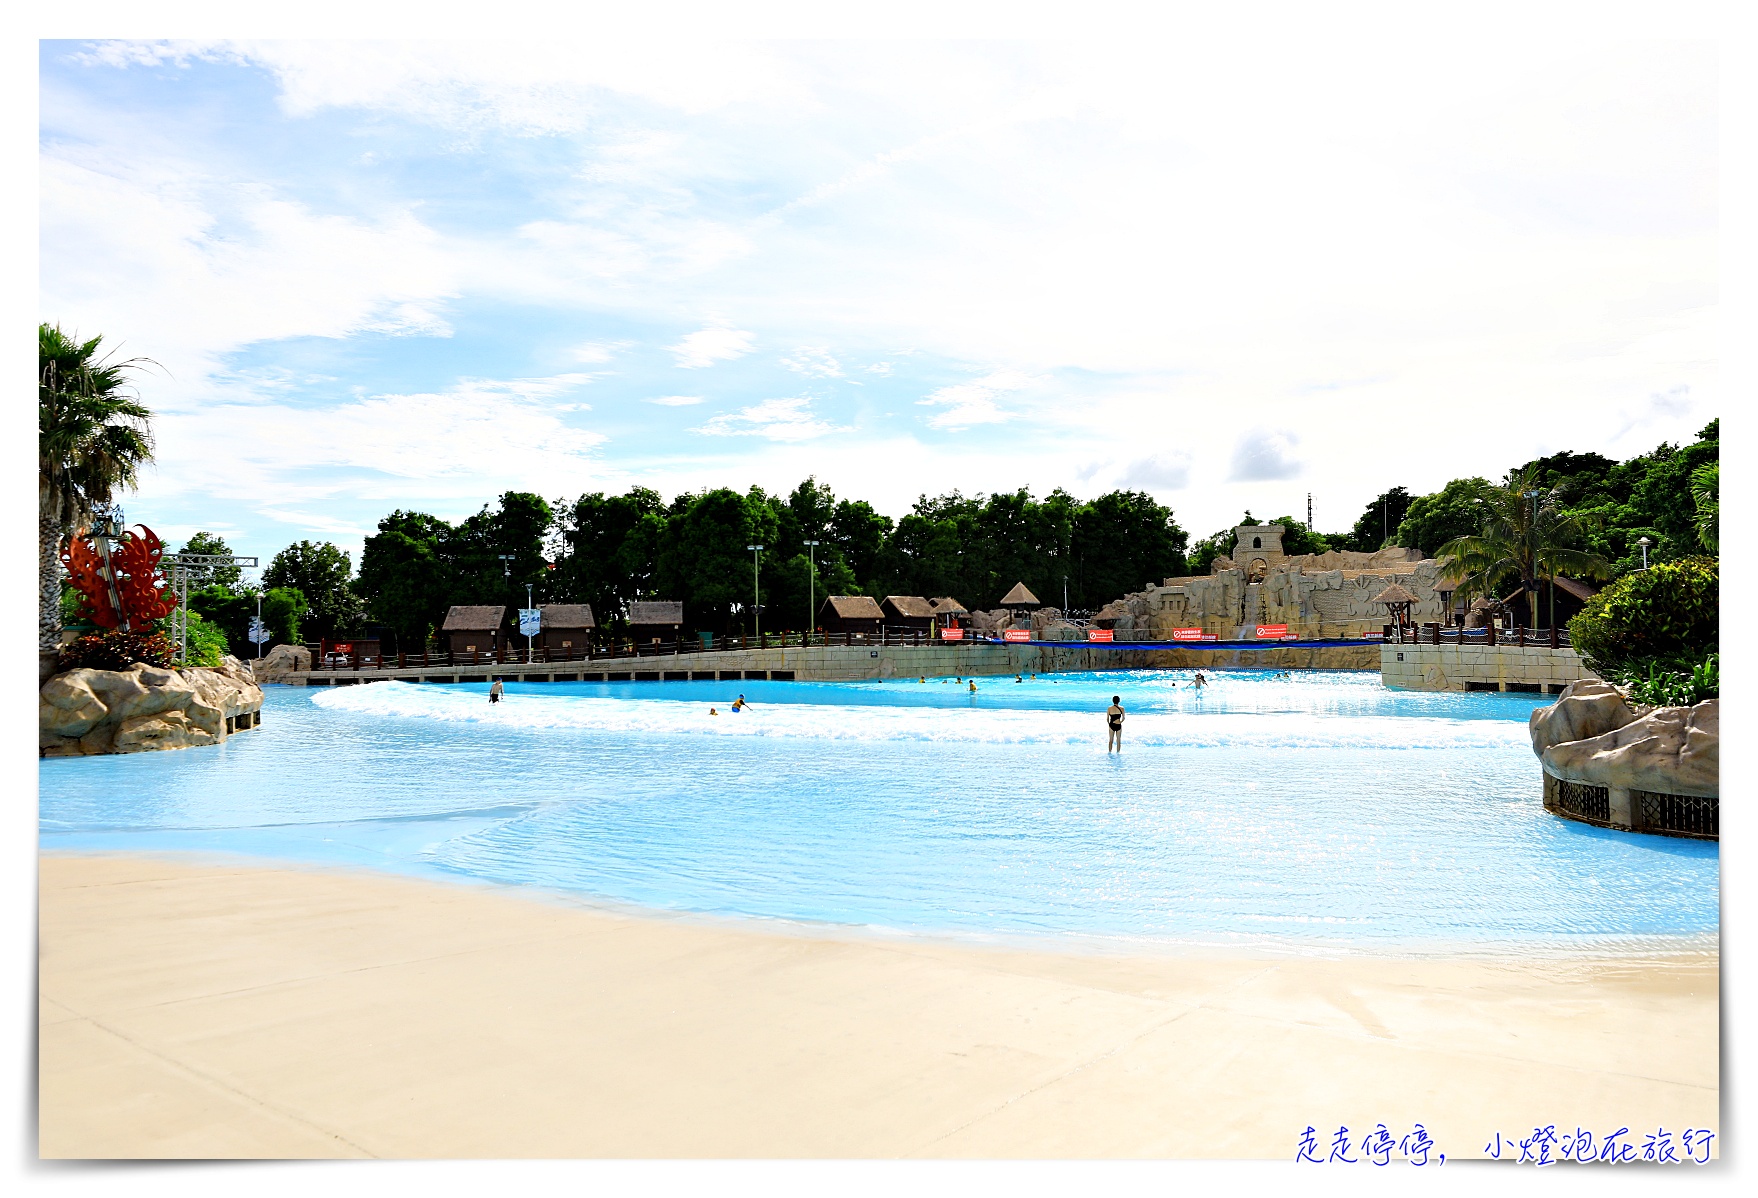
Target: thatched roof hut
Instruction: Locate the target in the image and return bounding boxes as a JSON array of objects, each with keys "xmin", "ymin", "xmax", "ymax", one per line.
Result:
[
  {"xmin": 999, "ymin": 582, "xmax": 1041, "ymax": 609},
  {"xmin": 819, "ymin": 594, "xmax": 884, "ymax": 634},
  {"xmin": 535, "ymin": 604, "xmax": 595, "ymax": 651},
  {"xmin": 880, "ymin": 595, "xmax": 935, "ymax": 632},
  {"xmin": 1369, "ymin": 583, "xmax": 1417, "ymax": 606},
  {"xmin": 628, "ymin": 600, "xmax": 684, "ymax": 643},
  {"xmin": 441, "ymin": 605, "xmax": 512, "ymax": 655}
]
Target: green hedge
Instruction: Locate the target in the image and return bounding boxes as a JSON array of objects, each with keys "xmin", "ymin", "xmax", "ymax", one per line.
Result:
[{"xmin": 1567, "ymin": 556, "xmax": 1717, "ymax": 674}]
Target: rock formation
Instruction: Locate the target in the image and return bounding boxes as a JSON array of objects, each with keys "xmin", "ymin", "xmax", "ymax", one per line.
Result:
[
  {"xmin": 1528, "ymin": 679, "xmax": 1638, "ymax": 754},
  {"xmin": 1538, "ymin": 699, "xmax": 1719, "ymax": 799},
  {"xmin": 253, "ymin": 643, "xmax": 312, "ymax": 679},
  {"xmin": 40, "ymin": 656, "xmax": 265, "ymax": 757}
]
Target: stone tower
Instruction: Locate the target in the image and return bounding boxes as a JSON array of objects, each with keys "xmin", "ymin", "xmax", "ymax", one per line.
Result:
[{"xmin": 1233, "ymin": 524, "xmax": 1286, "ymax": 583}]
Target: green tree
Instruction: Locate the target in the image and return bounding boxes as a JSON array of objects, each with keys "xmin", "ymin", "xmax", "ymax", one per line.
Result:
[
  {"xmin": 1435, "ymin": 466, "xmax": 1612, "ymax": 629},
  {"xmin": 1073, "ymin": 491, "xmax": 1189, "ymax": 609},
  {"xmin": 261, "ymin": 587, "xmax": 305, "ymax": 646},
  {"xmin": 550, "ymin": 488, "xmax": 664, "ymax": 628},
  {"xmin": 177, "ymin": 531, "xmax": 244, "ymax": 590},
  {"xmin": 1348, "ymin": 487, "xmax": 1412, "ymax": 551},
  {"xmin": 1262, "ymin": 515, "xmax": 1329, "ymax": 559},
  {"xmin": 655, "ymin": 488, "xmax": 779, "ymax": 634},
  {"xmin": 355, "ymin": 510, "xmax": 451, "ymax": 653},
  {"xmin": 264, "ymin": 540, "xmax": 364, "ymax": 641},
  {"xmin": 1393, "ymin": 478, "xmax": 1491, "ymax": 559},
  {"xmin": 444, "ymin": 491, "xmax": 555, "ymax": 609},
  {"xmin": 38, "ymin": 323, "xmax": 156, "ymax": 652}
]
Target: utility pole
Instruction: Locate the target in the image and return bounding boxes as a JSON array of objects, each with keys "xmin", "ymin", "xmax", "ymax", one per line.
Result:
[
  {"xmin": 526, "ymin": 581, "xmax": 535, "ymax": 657},
  {"xmin": 804, "ymin": 540, "xmax": 819, "ymax": 639},
  {"xmin": 1307, "ymin": 492, "xmax": 1312, "ymax": 529},
  {"xmin": 1063, "ymin": 574, "xmax": 1069, "ymax": 613},
  {"xmin": 746, "ymin": 543, "xmax": 764, "ymax": 638},
  {"xmin": 498, "ymin": 554, "xmax": 515, "ymax": 658}
]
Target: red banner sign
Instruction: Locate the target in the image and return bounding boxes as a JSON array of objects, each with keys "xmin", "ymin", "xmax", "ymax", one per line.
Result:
[
  {"xmin": 1003, "ymin": 629, "xmax": 1031, "ymax": 642},
  {"xmin": 1087, "ymin": 628, "xmax": 1113, "ymax": 642},
  {"xmin": 1255, "ymin": 624, "xmax": 1288, "ymax": 638},
  {"xmin": 1172, "ymin": 628, "xmax": 1206, "ymax": 640},
  {"xmin": 939, "ymin": 626, "xmax": 964, "ymax": 641}
]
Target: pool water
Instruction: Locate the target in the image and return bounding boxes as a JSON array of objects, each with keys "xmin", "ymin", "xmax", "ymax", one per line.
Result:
[{"xmin": 38, "ymin": 670, "xmax": 1719, "ymax": 956}]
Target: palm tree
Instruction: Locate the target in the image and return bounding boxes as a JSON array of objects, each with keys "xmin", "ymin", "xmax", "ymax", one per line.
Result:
[
  {"xmin": 1435, "ymin": 466, "xmax": 1611, "ymax": 630},
  {"xmin": 1690, "ymin": 461, "xmax": 1718, "ymax": 553},
  {"xmin": 39, "ymin": 323, "xmax": 157, "ymax": 654}
]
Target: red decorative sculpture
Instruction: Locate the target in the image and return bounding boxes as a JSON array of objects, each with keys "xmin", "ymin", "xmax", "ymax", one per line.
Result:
[{"xmin": 61, "ymin": 524, "xmax": 178, "ymax": 632}]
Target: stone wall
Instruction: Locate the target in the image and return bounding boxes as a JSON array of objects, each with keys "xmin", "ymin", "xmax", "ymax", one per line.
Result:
[
  {"xmin": 286, "ymin": 640, "xmax": 1380, "ymax": 687},
  {"xmin": 1381, "ymin": 643, "xmax": 1595, "ymax": 694},
  {"xmin": 1094, "ymin": 545, "xmax": 1446, "ymax": 641}
]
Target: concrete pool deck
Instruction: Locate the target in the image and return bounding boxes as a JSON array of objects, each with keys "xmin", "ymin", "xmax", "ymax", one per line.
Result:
[{"xmin": 37, "ymin": 852, "xmax": 1718, "ymax": 1159}]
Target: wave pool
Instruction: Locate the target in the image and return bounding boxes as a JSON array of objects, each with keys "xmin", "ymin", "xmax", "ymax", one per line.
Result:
[{"xmin": 37, "ymin": 669, "xmax": 1719, "ymax": 956}]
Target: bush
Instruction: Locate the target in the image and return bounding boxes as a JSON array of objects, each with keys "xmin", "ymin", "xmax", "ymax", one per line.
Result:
[
  {"xmin": 164, "ymin": 610, "xmax": 231, "ymax": 667},
  {"xmin": 1614, "ymin": 652, "xmax": 1718, "ymax": 706},
  {"xmin": 1567, "ymin": 556, "xmax": 1717, "ymax": 674},
  {"xmin": 57, "ymin": 628, "xmax": 175, "ymax": 672}
]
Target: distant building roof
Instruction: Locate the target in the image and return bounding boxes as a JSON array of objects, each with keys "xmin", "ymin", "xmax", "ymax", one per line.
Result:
[
  {"xmin": 628, "ymin": 600, "xmax": 683, "ymax": 625},
  {"xmin": 999, "ymin": 582, "xmax": 1041, "ymax": 607},
  {"xmin": 441, "ymin": 605, "xmax": 509, "ymax": 632},
  {"xmin": 821, "ymin": 595, "xmax": 884, "ymax": 620},
  {"xmin": 1370, "ymin": 583, "xmax": 1417, "ymax": 605},
  {"xmin": 1552, "ymin": 576, "xmax": 1599, "ymax": 602},
  {"xmin": 541, "ymin": 604, "xmax": 596, "ymax": 629},
  {"xmin": 881, "ymin": 595, "xmax": 936, "ymax": 619},
  {"xmin": 930, "ymin": 596, "xmax": 968, "ymax": 614}
]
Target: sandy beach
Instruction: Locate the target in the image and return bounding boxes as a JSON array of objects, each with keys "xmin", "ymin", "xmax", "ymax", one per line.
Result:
[{"xmin": 37, "ymin": 852, "xmax": 1718, "ymax": 1160}]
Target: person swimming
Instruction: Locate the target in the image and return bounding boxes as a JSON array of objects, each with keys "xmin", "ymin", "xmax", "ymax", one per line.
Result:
[
  {"xmin": 731, "ymin": 696, "xmax": 746, "ymax": 711},
  {"xmin": 1015, "ymin": 674, "xmax": 1022, "ymax": 683},
  {"xmin": 969, "ymin": 680, "xmax": 978, "ymax": 693},
  {"xmin": 1190, "ymin": 672, "xmax": 1207, "ymax": 688},
  {"xmin": 709, "ymin": 707, "xmax": 718, "ymax": 715}
]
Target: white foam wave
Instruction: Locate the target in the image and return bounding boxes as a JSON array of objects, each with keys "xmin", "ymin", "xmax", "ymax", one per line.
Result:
[{"xmin": 311, "ymin": 681, "xmax": 1529, "ymax": 750}]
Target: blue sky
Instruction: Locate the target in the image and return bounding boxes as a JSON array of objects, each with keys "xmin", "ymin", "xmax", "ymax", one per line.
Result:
[{"xmin": 39, "ymin": 38, "xmax": 1717, "ymax": 572}]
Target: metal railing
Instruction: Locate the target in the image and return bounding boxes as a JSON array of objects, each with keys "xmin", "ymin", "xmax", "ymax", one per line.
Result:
[{"xmin": 1383, "ymin": 622, "xmax": 1571, "ymax": 648}]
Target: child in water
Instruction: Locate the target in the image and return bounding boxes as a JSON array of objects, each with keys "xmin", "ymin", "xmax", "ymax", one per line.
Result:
[{"xmin": 969, "ymin": 680, "xmax": 978, "ymax": 693}]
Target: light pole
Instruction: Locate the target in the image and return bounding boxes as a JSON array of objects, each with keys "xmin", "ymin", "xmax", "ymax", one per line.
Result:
[
  {"xmin": 1637, "ymin": 536, "xmax": 1652, "ymax": 571},
  {"xmin": 804, "ymin": 540, "xmax": 820, "ymax": 641},
  {"xmin": 1522, "ymin": 489, "xmax": 1541, "ymax": 628},
  {"xmin": 526, "ymin": 581, "xmax": 535, "ymax": 658},
  {"xmin": 746, "ymin": 543, "xmax": 764, "ymax": 639},
  {"xmin": 256, "ymin": 591, "xmax": 263, "ymax": 660},
  {"xmin": 498, "ymin": 554, "xmax": 515, "ymax": 658}
]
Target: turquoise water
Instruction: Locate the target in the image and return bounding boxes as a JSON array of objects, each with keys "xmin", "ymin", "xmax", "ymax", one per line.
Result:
[{"xmin": 38, "ymin": 670, "xmax": 1718, "ymax": 956}]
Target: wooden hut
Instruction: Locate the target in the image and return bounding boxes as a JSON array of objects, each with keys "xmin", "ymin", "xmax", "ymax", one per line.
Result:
[
  {"xmin": 441, "ymin": 606, "xmax": 512, "ymax": 657},
  {"xmin": 536, "ymin": 604, "xmax": 595, "ymax": 653},
  {"xmin": 880, "ymin": 595, "xmax": 936, "ymax": 635},
  {"xmin": 819, "ymin": 595, "xmax": 884, "ymax": 636},
  {"xmin": 929, "ymin": 597, "xmax": 968, "ymax": 629},
  {"xmin": 1370, "ymin": 582, "xmax": 1416, "ymax": 629},
  {"xmin": 628, "ymin": 600, "xmax": 684, "ymax": 644},
  {"xmin": 999, "ymin": 582, "xmax": 1041, "ymax": 619}
]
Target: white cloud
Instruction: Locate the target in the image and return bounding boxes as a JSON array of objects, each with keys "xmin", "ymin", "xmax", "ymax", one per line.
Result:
[
  {"xmin": 866, "ymin": 362, "xmax": 893, "ymax": 376},
  {"xmin": 1229, "ymin": 431, "xmax": 1304, "ymax": 483},
  {"xmin": 645, "ymin": 395, "xmax": 705, "ymax": 407},
  {"xmin": 917, "ymin": 370, "xmax": 1035, "ymax": 430},
  {"xmin": 779, "ymin": 347, "xmax": 843, "ymax": 378},
  {"xmin": 669, "ymin": 324, "xmax": 755, "ymax": 369},
  {"xmin": 1120, "ymin": 454, "xmax": 1193, "ymax": 492},
  {"xmin": 568, "ymin": 341, "xmax": 624, "ymax": 364},
  {"xmin": 694, "ymin": 398, "xmax": 848, "ymax": 442}
]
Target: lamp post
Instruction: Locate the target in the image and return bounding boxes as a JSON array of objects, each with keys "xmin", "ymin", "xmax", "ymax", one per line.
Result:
[
  {"xmin": 526, "ymin": 581, "xmax": 535, "ymax": 658},
  {"xmin": 1637, "ymin": 536, "xmax": 1652, "ymax": 571},
  {"xmin": 746, "ymin": 543, "xmax": 764, "ymax": 639},
  {"xmin": 804, "ymin": 540, "xmax": 819, "ymax": 641},
  {"xmin": 497, "ymin": 554, "xmax": 515, "ymax": 658},
  {"xmin": 1523, "ymin": 489, "xmax": 1541, "ymax": 627}
]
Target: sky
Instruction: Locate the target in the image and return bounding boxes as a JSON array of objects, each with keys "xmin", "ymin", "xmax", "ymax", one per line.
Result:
[{"xmin": 38, "ymin": 37, "xmax": 1718, "ymax": 571}]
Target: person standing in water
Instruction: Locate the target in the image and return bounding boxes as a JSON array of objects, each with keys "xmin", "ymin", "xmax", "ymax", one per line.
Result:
[
  {"xmin": 488, "ymin": 679, "xmax": 504, "ymax": 705},
  {"xmin": 1106, "ymin": 694, "xmax": 1125, "ymax": 752}
]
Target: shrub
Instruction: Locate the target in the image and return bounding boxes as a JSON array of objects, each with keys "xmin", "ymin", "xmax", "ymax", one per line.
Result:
[
  {"xmin": 1567, "ymin": 556, "xmax": 1717, "ymax": 674},
  {"xmin": 1614, "ymin": 651, "xmax": 1718, "ymax": 706},
  {"xmin": 57, "ymin": 628, "xmax": 175, "ymax": 672}
]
